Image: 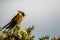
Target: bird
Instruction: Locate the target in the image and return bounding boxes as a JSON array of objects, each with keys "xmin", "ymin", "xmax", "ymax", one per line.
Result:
[{"xmin": 1, "ymin": 11, "xmax": 25, "ymax": 30}]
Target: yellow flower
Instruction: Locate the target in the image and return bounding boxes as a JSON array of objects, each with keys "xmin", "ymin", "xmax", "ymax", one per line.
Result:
[{"xmin": 21, "ymin": 30, "xmax": 27, "ymax": 35}]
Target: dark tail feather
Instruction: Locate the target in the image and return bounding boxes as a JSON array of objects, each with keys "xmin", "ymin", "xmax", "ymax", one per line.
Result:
[
  {"xmin": 1, "ymin": 25, "xmax": 7, "ymax": 30},
  {"xmin": 6, "ymin": 22, "xmax": 15, "ymax": 29},
  {"xmin": 1, "ymin": 27, "xmax": 5, "ymax": 30},
  {"xmin": 0, "ymin": 23, "xmax": 9, "ymax": 31},
  {"xmin": 0, "ymin": 21, "xmax": 12, "ymax": 31}
]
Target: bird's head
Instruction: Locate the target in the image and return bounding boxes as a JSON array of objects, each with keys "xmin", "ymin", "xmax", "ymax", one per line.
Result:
[{"xmin": 17, "ymin": 11, "xmax": 25, "ymax": 17}]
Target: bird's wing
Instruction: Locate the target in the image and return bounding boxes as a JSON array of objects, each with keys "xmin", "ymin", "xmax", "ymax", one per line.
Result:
[{"xmin": 12, "ymin": 14, "xmax": 20, "ymax": 22}]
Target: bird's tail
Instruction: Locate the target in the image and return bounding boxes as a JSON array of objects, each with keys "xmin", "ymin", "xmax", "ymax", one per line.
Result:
[
  {"xmin": 0, "ymin": 23, "xmax": 9, "ymax": 31},
  {"xmin": 0, "ymin": 21, "xmax": 11, "ymax": 31},
  {"xmin": 0, "ymin": 25, "xmax": 7, "ymax": 31}
]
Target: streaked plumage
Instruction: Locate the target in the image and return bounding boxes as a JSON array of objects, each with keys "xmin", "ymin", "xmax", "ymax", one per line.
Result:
[{"xmin": 1, "ymin": 11, "xmax": 25, "ymax": 30}]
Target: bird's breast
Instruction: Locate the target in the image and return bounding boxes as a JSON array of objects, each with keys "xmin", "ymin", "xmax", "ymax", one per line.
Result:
[{"xmin": 16, "ymin": 18, "xmax": 23, "ymax": 24}]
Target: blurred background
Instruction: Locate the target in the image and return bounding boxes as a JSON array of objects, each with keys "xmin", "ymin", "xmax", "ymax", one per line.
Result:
[{"xmin": 0, "ymin": 0, "xmax": 60, "ymax": 40}]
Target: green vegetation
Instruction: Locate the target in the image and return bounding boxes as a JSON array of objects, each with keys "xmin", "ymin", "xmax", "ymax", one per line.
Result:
[
  {"xmin": 0, "ymin": 24, "xmax": 60, "ymax": 40},
  {"xmin": 39, "ymin": 35, "xmax": 60, "ymax": 40},
  {"xmin": 0, "ymin": 24, "xmax": 35, "ymax": 40}
]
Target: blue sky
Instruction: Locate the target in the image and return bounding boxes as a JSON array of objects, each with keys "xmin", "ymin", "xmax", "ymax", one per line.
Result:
[{"xmin": 0, "ymin": 0, "xmax": 60, "ymax": 40}]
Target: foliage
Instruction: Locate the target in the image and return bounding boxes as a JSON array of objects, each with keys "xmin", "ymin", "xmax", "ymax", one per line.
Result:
[
  {"xmin": 0, "ymin": 24, "xmax": 60, "ymax": 40},
  {"xmin": 39, "ymin": 35, "xmax": 49, "ymax": 40},
  {"xmin": 51, "ymin": 36, "xmax": 60, "ymax": 40},
  {"xmin": 0, "ymin": 24, "xmax": 35, "ymax": 40},
  {"xmin": 39, "ymin": 35, "xmax": 60, "ymax": 40}
]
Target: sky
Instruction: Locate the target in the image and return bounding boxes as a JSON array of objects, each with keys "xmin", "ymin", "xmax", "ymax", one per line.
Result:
[{"xmin": 0, "ymin": 0, "xmax": 60, "ymax": 40}]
